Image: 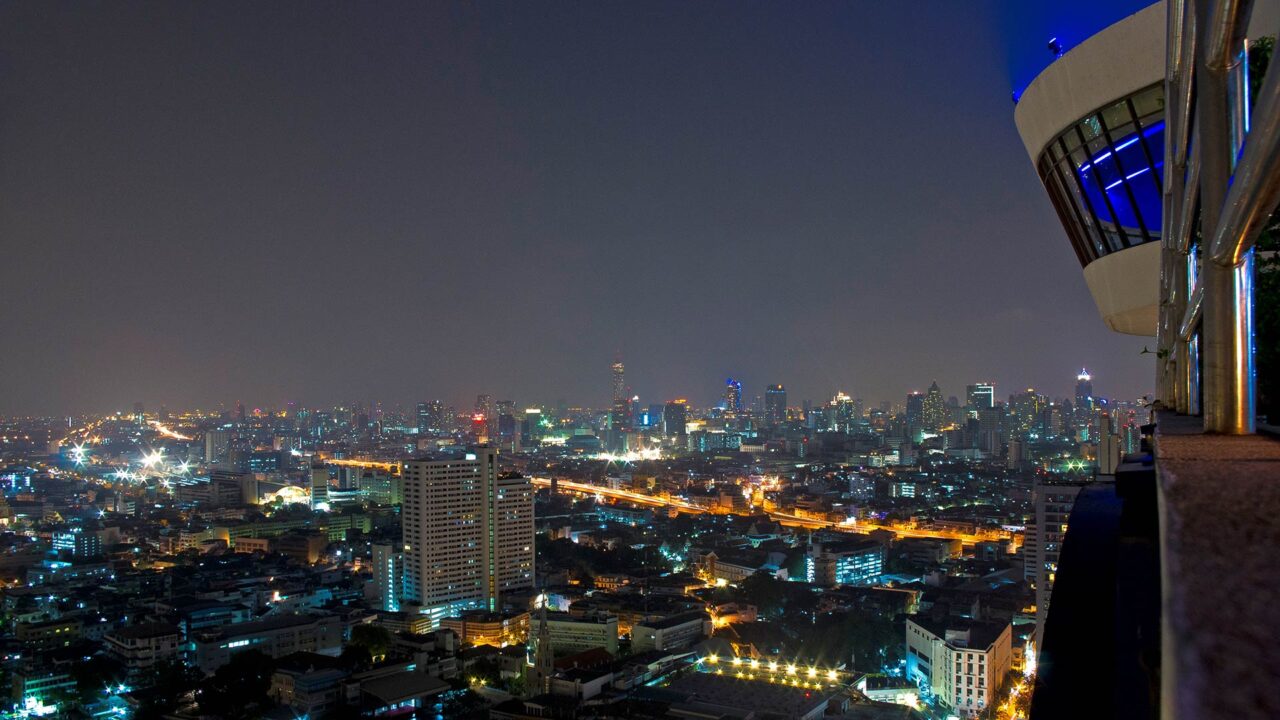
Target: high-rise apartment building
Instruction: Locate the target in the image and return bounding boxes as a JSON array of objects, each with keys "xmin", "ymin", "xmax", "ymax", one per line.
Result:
[
  {"xmin": 372, "ymin": 543, "xmax": 402, "ymax": 612},
  {"xmin": 977, "ymin": 404, "xmax": 1004, "ymax": 453},
  {"xmin": 905, "ymin": 392, "xmax": 925, "ymax": 439},
  {"xmin": 1008, "ymin": 389, "xmax": 1047, "ymax": 437},
  {"xmin": 309, "ymin": 464, "xmax": 330, "ymax": 511},
  {"xmin": 765, "ymin": 384, "xmax": 787, "ymax": 426},
  {"xmin": 400, "ymin": 447, "xmax": 534, "ymax": 627},
  {"xmin": 1096, "ymin": 411, "xmax": 1122, "ymax": 475},
  {"xmin": 663, "ymin": 400, "xmax": 688, "ymax": 438},
  {"xmin": 204, "ymin": 430, "xmax": 232, "ymax": 464},
  {"xmin": 416, "ymin": 400, "xmax": 445, "ymax": 435},
  {"xmin": 1026, "ymin": 479, "xmax": 1087, "ymax": 645}
]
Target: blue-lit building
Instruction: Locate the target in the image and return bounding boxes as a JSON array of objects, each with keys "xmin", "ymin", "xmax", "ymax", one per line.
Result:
[
  {"xmin": 596, "ymin": 505, "xmax": 654, "ymax": 526},
  {"xmin": 689, "ymin": 430, "xmax": 742, "ymax": 453},
  {"xmin": 51, "ymin": 527, "xmax": 102, "ymax": 558},
  {"xmin": 806, "ymin": 538, "xmax": 884, "ymax": 587},
  {"xmin": 1012, "ymin": 2, "xmax": 1165, "ymax": 335}
]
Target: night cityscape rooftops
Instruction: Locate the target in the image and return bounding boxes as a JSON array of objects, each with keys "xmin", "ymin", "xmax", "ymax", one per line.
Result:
[{"xmin": 3, "ymin": 0, "xmax": 1279, "ymax": 718}]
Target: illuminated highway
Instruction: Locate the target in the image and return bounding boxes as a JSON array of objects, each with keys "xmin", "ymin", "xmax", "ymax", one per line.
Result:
[
  {"xmin": 532, "ymin": 476, "xmax": 1016, "ymax": 544},
  {"xmin": 320, "ymin": 457, "xmax": 402, "ymax": 474},
  {"xmin": 530, "ymin": 476, "xmax": 702, "ymax": 512},
  {"xmin": 149, "ymin": 420, "xmax": 193, "ymax": 440}
]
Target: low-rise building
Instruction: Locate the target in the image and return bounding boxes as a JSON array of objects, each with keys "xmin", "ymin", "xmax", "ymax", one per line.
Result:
[
  {"xmin": 440, "ymin": 610, "xmax": 529, "ymax": 648},
  {"xmin": 358, "ymin": 672, "xmax": 450, "ymax": 716},
  {"xmin": 631, "ymin": 611, "xmax": 710, "ymax": 653},
  {"xmin": 274, "ymin": 531, "xmax": 328, "ymax": 564},
  {"xmin": 11, "ymin": 667, "xmax": 75, "ymax": 708},
  {"xmin": 103, "ymin": 623, "xmax": 181, "ymax": 670},
  {"xmin": 271, "ymin": 666, "xmax": 349, "ymax": 717},
  {"xmin": 233, "ymin": 536, "xmax": 271, "ymax": 554},
  {"xmin": 699, "ymin": 550, "xmax": 787, "ymax": 585},
  {"xmin": 545, "ymin": 611, "xmax": 619, "ymax": 656},
  {"xmin": 549, "ymin": 667, "xmax": 614, "ymax": 700},
  {"xmin": 160, "ymin": 597, "xmax": 251, "ymax": 640},
  {"xmin": 193, "ymin": 613, "xmax": 343, "ymax": 674},
  {"xmin": 807, "ymin": 538, "xmax": 884, "ymax": 586},
  {"xmin": 898, "ymin": 538, "xmax": 962, "ymax": 565},
  {"xmin": 906, "ymin": 616, "xmax": 1011, "ymax": 718},
  {"xmin": 15, "ymin": 618, "xmax": 81, "ymax": 651}
]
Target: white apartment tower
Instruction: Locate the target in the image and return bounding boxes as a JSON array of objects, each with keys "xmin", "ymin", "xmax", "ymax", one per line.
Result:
[
  {"xmin": 400, "ymin": 447, "xmax": 534, "ymax": 627},
  {"xmin": 906, "ymin": 617, "xmax": 1012, "ymax": 717},
  {"xmin": 1026, "ymin": 480, "xmax": 1087, "ymax": 646}
]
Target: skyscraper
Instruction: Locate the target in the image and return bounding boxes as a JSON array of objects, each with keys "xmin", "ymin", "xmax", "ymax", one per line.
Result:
[
  {"xmin": 1096, "ymin": 410, "xmax": 1121, "ymax": 475},
  {"xmin": 497, "ymin": 400, "xmax": 519, "ymax": 451},
  {"xmin": 610, "ymin": 359, "xmax": 630, "ymax": 432},
  {"xmin": 663, "ymin": 399, "xmax": 688, "ymax": 438},
  {"xmin": 724, "ymin": 378, "xmax": 742, "ymax": 415},
  {"xmin": 416, "ymin": 402, "xmax": 432, "ymax": 434},
  {"xmin": 400, "ymin": 447, "xmax": 534, "ymax": 627},
  {"xmin": 831, "ymin": 391, "xmax": 856, "ymax": 433},
  {"xmin": 204, "ymin": 429, "xmax": 231, "ymax": 464},
  {"xmin": 966, "ymin": 383, "xmax": 995, "ymax": 410},
  {"xmin": 475, "ymin": 394, "xmax": 495, "ymax": 439},
  {"xmin": 1009, "ymin": 388, "xmax": 1047, "ymax": 437},
  {"xmin": 905, "ymin": 392, "xmax": 925, "ymax": 436},
  {"xmin": 921, "ymin": 381, "xmax": 947, "ymax": 431},
  {"xmin": 765, "ymin": 384, "xmax": 787, "ymax": 426},
  {"xmin": 1075, "ymin": 369, "xmax": 1094, "ymax": 410},
  {"xmin": 522, "ymin": 408, "xmax": 544, "ymax": 444},
  {"xmin": 309, "ymin": 463, "xmax": 330, "ymax": 511}
]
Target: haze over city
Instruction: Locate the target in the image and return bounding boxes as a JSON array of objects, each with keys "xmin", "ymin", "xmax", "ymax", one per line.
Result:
[
  {"xmin": 0, "ymin": 1, "xmax": 1152, "ymax": 416},
  {"xmin": 2, "ymin": 0, "xmax": 1277, "ymax": 718}
]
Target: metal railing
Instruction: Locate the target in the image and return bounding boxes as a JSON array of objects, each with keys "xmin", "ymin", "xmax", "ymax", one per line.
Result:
[{"xmin": 1158, "ymin": 0, "xmax": 1278, "ymax": 434}]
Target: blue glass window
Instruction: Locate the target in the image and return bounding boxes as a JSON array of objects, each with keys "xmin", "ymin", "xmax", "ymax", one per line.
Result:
[{"xmin": 1037, "ymin": 83, "xmax": 1165, "ymax": 267}]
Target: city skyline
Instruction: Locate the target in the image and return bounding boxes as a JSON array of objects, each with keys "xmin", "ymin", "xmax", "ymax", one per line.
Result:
[
  {"xmin": 0, "ymin": 1, "xmax": 1152, "ymax": 416},
  {"xmin": 0, "ymin": 362, "xmax": 1136, "ymax": 419},
  {"xmin": 0, "ymin": 0, "xmax": 1275, "ymax": 718}
]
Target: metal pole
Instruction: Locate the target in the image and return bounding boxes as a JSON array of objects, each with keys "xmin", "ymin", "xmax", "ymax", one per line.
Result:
[
  {"xmin": 1158, "ymin": 2, "xmax": 1177, "ymax": 406},
  {"xmin": 1208, "ymin": 33, "xmax": 1280, "ymax": 267},
  {"xmin": 1164, "ymin": 0, "xmax": 1198, "ymax": 414},
  {"xmin": 1197, "ymin": 0, "xmax": 1253, "ymax": 433}
]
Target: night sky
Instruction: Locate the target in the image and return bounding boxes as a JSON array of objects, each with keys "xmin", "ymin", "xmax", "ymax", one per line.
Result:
[{"xmin": 0, "ymin": 1, "xmax": 1153, "ymax": 416}]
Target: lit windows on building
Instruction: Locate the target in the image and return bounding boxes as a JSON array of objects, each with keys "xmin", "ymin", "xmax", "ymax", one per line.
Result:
[{"xmin": 807, "ymin": 539, "xmax": 884, "ymax": 587}]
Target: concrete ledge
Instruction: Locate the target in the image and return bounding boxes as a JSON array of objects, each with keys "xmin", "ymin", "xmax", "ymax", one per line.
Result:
[{"xmin": 1155, "ymin": 412, "xmax": 1280, "ymax": 720}]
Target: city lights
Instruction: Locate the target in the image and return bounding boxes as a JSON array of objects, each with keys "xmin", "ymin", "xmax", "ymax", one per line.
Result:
[{"xmin": 4, "ymin": 1, "xmax": 1217, "ymax": 715}]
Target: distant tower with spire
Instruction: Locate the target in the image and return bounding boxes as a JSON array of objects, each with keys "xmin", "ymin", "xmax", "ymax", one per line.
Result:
[{"xmin": 1075, "ymin": 368, "xmax": 1094, "ymax": 409}]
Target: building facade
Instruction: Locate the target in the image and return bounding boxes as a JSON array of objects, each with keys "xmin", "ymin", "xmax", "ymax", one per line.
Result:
[
  {"xmin": 906, "ymin": 617, "xmax": 1012, "ymax": 718},
  {"xmin": 806, "ymin": 539, "xmax": 884, "ymax": 587},
  {"xmin": 545, "ymin": 611, "xmax": 619, "ymax": 656},
  {"xmin": 1013, "ymin": 3, "xmax": 1166, "ymax": 335},
  {"xmin": 193, "ymin": 614, "xmax": 343, "ymax": 674},
  {"xmin": 1027, "ymin": 480, "xmax": 1087, "ymax": 643},
  {"xmin": 401, "ymin": 447, "xmax": 534, "ymax": 627}
]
